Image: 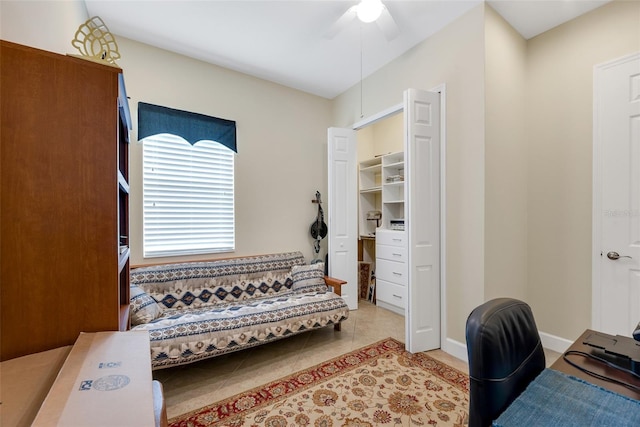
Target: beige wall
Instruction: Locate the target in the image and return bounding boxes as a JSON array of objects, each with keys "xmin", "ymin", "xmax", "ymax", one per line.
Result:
[
  {"xmin": 5, "ymin": 0, "xmax": 639, "ymax": 348},
  {"xmin": 1, "ymin": 0, "xmax": 333, "ymax": 266},
  {"xmin": 0, "ymin": 0, "xmax": 88, "ymax": 53},
  {"xmin": 333, "ymin": 5, "xmax": 487, "ymax": 344},
  {"xmin": 526, "ymin": 0, "xmax": 640, "ymax": 340},
  {"xmin": 116, "ymin": 37, "xmax": 333, "ymax": 265},
  {"xmin": 337, "ymin": 0, "xmax": 640, "ymax": 346},
  {"xmin": 483, "ymin": 0, "xmax": 639, "ymax": 342},
  {"xmin": 356, "ymin": 113, "xmax": 403, "ymax": 162},
  {"xmin": 357, "ymin": 126, "xmax": 374, "ymax": 162},
  {"xmin": 484, "ymin": 7, "xmax": 528, "ymax": 301},
  {"xmin": 371, "ymin": 113, "xmax": 404, "ymax": 156}
]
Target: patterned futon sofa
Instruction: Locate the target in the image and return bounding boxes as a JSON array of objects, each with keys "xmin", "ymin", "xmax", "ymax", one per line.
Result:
[{"xmin": 129, "ymin": 251, "xmax": 349, "ymax": 370}]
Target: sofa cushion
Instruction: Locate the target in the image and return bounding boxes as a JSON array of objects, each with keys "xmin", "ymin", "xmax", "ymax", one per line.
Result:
[
  {"xmin": 132, "ymin": 290, "xmax": 349, "ymax": 369},
  {"xmin": 292, "ymin": 263, "xmax": 328, "ymax": 293},
  {"xmin": 130, "ymin": 284, "xmax": 162, "ymax": 326},
  {"xmin": 153, "ymin": 270, "xmax": 295, "ymax": 310},
  {"xmin": 131, "ymin": 252, "xmax": 306, "ymax": 310}
]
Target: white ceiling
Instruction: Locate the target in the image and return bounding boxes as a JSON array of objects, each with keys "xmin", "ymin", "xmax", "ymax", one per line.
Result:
[{"xmin": 84, "ymin": 0, "xmax": 611, "ymax": 99}]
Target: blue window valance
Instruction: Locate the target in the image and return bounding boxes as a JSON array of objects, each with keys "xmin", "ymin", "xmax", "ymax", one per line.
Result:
[{"xmin": 138, "ymin": 102, "xmax": 237, "ymax": 152}]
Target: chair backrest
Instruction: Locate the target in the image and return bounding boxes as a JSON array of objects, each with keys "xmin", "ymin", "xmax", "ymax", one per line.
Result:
[{"xmin": 465, "ymin": 298, "xmax": 546, "ymax": 427}]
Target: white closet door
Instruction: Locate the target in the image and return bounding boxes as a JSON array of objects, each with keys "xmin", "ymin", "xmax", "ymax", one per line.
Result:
[
  {"xmin": 328, "ymin": 128, "xmax": 358, "ymax": 310},
  {"xmin": 593, "ymin": 52, "xmax": 640, "ymax": 335},
  {"xmin": 405, "ymin": 89, "xmax": 441, "ymax": 352}
]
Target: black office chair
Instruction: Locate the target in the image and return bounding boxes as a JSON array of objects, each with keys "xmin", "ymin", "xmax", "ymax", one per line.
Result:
[{"xmin": 465, "ymin": 298, "xmax": 546, "ymax": 427}]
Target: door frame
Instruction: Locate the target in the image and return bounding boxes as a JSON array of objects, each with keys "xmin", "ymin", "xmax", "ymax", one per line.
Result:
[
  {"xmin": 591, "ymin": 51, "xmax": 640, "ymax": 331},
  {"xmin": 352, "ymin": 84, "xmax": 448, "ymax": 350}
]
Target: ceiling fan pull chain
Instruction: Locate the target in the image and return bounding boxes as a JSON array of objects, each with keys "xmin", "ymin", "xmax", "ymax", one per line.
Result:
[{"xmin": 360, "ymin": 23, "xmax": 364, "ymax": 118}]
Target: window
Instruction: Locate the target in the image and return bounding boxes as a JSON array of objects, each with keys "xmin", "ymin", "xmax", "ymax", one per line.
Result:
[{"xmin": 142, "ymin": 134, "xmax": 235, "ymax": 257}]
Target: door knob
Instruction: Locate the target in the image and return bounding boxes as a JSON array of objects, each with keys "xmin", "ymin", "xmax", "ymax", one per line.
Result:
[{"xmin": 607, "ymin": 251, "xmax": 632, "ymax": 260}]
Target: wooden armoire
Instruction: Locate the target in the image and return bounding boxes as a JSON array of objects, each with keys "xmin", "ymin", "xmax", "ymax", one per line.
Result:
[{"xmin": 0, "ymin": 41, "xmax": 131, "ymax": 361}]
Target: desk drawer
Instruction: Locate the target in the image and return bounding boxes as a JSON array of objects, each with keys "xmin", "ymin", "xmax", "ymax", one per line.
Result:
[
  {"xmin": 376, "ymin": 258, "xmax": 407, "ymax": 286},
  {"xmin": 376, "ymin": 280, "xmax": 406, "ymax": 309},
  {"xmin": 376, "ymin": 244, "xmax": 407, "ymax": 263}
]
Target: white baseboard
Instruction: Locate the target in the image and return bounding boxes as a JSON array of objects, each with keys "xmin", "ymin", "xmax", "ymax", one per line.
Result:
[
  {"xmin": 440, "ymin": 330, "xmax": 572, "ymax": 363},
  {"xmin": 441, "ymin": 337, "xmax": 468, "ymax": 363},
  {"xmin": 539, "ymin": 331, "xmax": 573, "ymax": 354}
]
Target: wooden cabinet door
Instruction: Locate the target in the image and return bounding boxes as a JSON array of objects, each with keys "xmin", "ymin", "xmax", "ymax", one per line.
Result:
[{"xmin": 1, "ymin": 41, "xmax": 121, "ymax": 360}]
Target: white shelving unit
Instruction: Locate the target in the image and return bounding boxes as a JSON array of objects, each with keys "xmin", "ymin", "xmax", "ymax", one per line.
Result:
[
  {"xmin": 381, "ymin": 151, "xmax": 405, "ymax": 230},
  {"xmin": 358, "ymin": 157, "xmax": 382, "ymax": 239},
  {"xmin": 358, "ymin": 152, "xmax": 405, "ymax": 238},
  {"xmin": 377, "ymin": 152, "xmax": 406, "ymax": 314},
  {"xmin": 358, "ymin": 152, "xmax": 406, "ymax": 315}
]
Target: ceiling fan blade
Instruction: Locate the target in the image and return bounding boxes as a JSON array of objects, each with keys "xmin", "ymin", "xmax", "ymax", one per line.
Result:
[
  {"xmin": 324, "ymin": 5, "xmax": 357, "ymax": 39},
  {"xmin": 376, "ymin": 6, "xmax": 400, "ymax": 41}
]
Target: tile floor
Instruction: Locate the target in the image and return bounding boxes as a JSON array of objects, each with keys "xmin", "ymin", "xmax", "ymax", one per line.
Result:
[{"xmin": 153, "ymin": 300, "xmax": 560, "ymax": 419}]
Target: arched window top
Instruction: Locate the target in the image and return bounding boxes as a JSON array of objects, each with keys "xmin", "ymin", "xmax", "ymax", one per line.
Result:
[{"xmin": 138, "ymin": 102, "xmax": 237, "ymax": 152}]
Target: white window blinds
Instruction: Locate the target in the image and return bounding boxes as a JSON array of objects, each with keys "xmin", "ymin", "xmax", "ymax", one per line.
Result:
[{"xmin": 143, "ymin": 134, "xmax": 235, "ymax": 257}]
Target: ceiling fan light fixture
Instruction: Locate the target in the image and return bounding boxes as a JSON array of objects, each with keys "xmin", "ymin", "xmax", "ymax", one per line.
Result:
[{"xmin": 356, "ymin": 0, "xmax": 384, "ymax": 23}]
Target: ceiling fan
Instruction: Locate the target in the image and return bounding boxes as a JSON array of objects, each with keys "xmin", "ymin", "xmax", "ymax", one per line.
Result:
[{"xmin": 325, "ymin": 0, "xmax": 400, "ymax": 41}]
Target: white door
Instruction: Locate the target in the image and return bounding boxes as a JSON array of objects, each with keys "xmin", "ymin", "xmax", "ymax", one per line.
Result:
[
  {"xmin": 405, "ymin": 88, "xmax": 441, "ymax": 352},
  {"xmin": 593, "ymin": 52, "xmax": 640, "ymax": 336},
  {"xmin": 328, "ymin": 128, "xmax": 358, "ymax": 310}
]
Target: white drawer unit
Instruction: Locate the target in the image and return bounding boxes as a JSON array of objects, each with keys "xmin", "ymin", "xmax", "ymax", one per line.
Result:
[
  {"xmin": 376, "ymin": 229, "xmax": 407, "ymax": 315},
  {"xmin": 376, "ymin": 258, "xmax": 408, "ymax": 286},
  {"xmin": 375, "ymin": 280, "xmax": 406, "ymax": 309},
  {"xmin": 376, "ymin": 229, "xmax": 406, "ymax": 247},
  {"xmin": 376, "ymin": 244, "xmax": 407, "ymax": 264}
]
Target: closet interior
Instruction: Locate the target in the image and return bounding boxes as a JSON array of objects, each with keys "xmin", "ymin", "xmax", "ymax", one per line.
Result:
[{"xmin": 356, "ymin": 112, "xmax": 406, "ymax": 316}]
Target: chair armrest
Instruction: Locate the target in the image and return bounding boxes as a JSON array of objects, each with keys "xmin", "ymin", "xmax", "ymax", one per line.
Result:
[{"xmin": 324, "ymin": 276, "xmax": 347, "ymax": 296}]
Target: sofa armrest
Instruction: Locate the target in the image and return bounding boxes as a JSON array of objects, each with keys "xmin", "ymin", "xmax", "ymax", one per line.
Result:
[
  {"xmin": 324, "ymin": 276, "xmax": 347, "ymax": 296},
  {"xmin": 324, "ymin": 276, "xmax": 347, "ymax": 332}
]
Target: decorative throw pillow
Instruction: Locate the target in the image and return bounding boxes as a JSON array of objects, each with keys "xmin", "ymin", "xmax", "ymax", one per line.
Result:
[
  {"xmin": 291, "ymin": 263, "xmax": 328, "ymax": 293},
  {"xmin": 130, "ymin": 284, "xmax": 162, "ymax": 326}
]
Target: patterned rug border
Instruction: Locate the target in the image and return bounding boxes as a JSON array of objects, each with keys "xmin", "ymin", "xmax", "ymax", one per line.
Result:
[{"xmin": 169, "ymin": 338, "xmax": 469, "ymax": 426}]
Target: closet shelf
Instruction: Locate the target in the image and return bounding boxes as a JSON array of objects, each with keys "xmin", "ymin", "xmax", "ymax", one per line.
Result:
[{"xmin": 360, "ymin": 186, "xmax": 382, "ymax": 194}]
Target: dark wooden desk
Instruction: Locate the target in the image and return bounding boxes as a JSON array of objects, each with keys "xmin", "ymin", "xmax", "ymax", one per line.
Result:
[{"xmin": 550, "ymin": 329, "xmax": 640, "ymax": 400}]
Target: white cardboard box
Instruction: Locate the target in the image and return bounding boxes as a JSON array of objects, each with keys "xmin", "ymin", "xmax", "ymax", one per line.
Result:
[{"xmin": 32, "ymin": 331, "xmax": 155, "ymax": 426}]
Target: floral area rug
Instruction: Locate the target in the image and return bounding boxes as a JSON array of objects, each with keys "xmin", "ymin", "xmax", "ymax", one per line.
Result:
[{"xmin": 169, "ymin": 338, "xmax": 469, "ymax": 427}]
